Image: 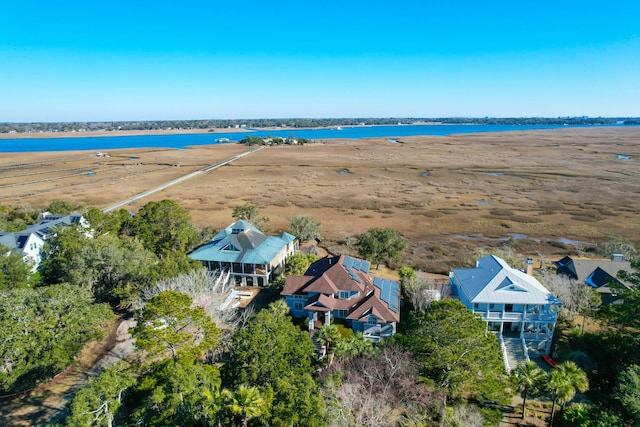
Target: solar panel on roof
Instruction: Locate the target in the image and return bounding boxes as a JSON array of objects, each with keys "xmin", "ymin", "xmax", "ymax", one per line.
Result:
[
  {"xmin": 348, "ymin": 269, "xmax": 361, "ymax": 283},
  {"xmin": 343, "ymin": 256, "xmax": 353, "ymax": 269},
  {"xmin": 361, "ymin": 260, "xmax": 370, "ymax": 273},
  {"xmin": 351, "ymin": 259, "xmax": 361, "ymax": 271},
  {"xmin": 378, "ymin": 279, "xmax": 400, "ymax": 313},
  {"xmin": 390, "ymin": 282, "xmax": 399, "ymax": 312},
  {"xmin": 373, "ymin": 277, "xmax": 382, "ymax": 289}
]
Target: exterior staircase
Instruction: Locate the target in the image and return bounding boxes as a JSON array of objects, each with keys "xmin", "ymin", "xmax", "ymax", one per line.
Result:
[
  {"xmin": 310, "ymin": 331, "xmax": 326, "ymax": 360},
  {"xmin": 503, "ymin": 337, "xmax": 528, "ymax": 372}
]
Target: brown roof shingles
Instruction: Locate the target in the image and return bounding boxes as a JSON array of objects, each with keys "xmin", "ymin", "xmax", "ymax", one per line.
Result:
[
  {"xmin": 347, "ymin": 287, "xmax": 400, "ymax": 323},
  {"xmin": 281, "ymin": 254, "xmax": 399, "ymax": 324}
]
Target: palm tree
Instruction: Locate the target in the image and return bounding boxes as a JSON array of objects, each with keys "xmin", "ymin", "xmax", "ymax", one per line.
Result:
[
  {"xmin": 333, "ymin": 331, "xmax": 374, "ymax": 359},
  {"xmin": 348, "ymin": 332, "xmax": 374, "ymax": 356},
  {"xmin": 547, "ymin": 361, "xmax": 589, "ymax": 426},
  {"xmin": 316, "ymin": 324, "xmax": 341, "ymax": 355},
  {"xmin": 557, "ymin": 361, "xmax": 589, "ymax": 411},
  {"xmin": 268, "ymin": 299, "xmax": 290, "ymax": 317},
  {"xmin": 228, "ymin": 384, "xmax": 265, "ymax": 427},
  {"xmin": 513, "ymin": 361, "xmax": 545, "ymax": 419},
  {"xmin": 547, "ymin": 371, "xmax": 572, "ymax": 426},
  {"xmin": 202, "ymin": 387, "xmax": 225, "ymax": 427}
]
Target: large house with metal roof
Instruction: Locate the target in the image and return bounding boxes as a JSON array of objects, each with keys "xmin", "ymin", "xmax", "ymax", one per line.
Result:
[
  {"xmin": 281, "ymin": 254, "xmax": 400, "ymax": 342},
  {"xmin": 0, "ymin": 212, "xmax": 86, "ymax": 269},
  {"xmin": 450, "ymin": 255, "xmax": 561, "ymax": 361},
  {"xmin": 555, "ymin": 254, "xmax": 633, "ymax": 304},
  {"xmin": 189, "ymin": 220, "xmax": 297, "ymax": 287}
]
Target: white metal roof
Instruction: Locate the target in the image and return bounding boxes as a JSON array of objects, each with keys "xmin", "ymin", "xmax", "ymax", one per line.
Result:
[{"xmin": 453, "ymin": 255, "xmax": 562, "ymax": 305}]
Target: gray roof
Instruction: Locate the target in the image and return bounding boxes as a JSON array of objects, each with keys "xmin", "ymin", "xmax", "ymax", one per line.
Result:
[
  {"xmin": 189, "ymin": 220, "xmax": 296, "ymax": 265},
  {"xmin": 0, "ymin": 213, "xmax": 84, "ymax": 251},
  {"xmin": 0, "ymin": 233, "xmax": 20, "ymax": 250},
  {"xmin": 555, "ymin": 255, "xmax": 632, "ymax": 286},
  {"xmin": 453, "ymin": 255, "xmax": 562, "ymax": 305}
]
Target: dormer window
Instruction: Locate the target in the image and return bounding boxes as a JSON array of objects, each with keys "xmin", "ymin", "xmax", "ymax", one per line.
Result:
[
  {"xmin": 222, "ymin": 243, "xmax": 240, "ymax": 252},
  {"xmin": 339, "ymin": 291, "xmax": 350, "ymax": 299},
  {"xmin": 231, "ymin": 228, "xmax": 243, "ymax": 234}
]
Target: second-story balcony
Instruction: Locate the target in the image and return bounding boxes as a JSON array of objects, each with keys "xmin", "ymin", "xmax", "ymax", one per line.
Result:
[{"xmin": 478, "ymin": 311, "xmax": 556, "ymax": 322}]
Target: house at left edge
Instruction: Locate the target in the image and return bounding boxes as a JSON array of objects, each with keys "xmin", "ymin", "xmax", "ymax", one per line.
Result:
[
  {"xmin": 189, "ymin": 220, "xmax": 297, "ymax": 287},
  {"xmin": 0, "ymin": 212, "xmax": 88, "ymax": 270},
  {"xmin": 281, "ymin": 254, "xmax": 401, "ymax": 342}
]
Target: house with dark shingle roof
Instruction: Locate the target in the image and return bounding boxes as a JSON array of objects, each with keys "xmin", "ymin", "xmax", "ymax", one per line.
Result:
[
  {"xmin": 281, "ymin": 254, "xmax": 400, "ymax": 342},
  {"xmin": 189, "ymin": 220, "xmax": 297, "ymax": 287},
  {"xmin": 555, "ymin": 254, "xmax": 633, "ymax": 304},
  {"xmin": 0, "ymin": 212, "xmax": 86, "ymax": 269}
]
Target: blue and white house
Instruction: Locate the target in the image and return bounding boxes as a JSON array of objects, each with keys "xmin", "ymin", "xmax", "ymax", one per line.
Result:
[
  {"xmin": 0, "ymin": 212, "xmax": 87, "ymax": 270},
  {"xmin": 450, "ymin": 255, "xmax": 561, "ymax": 358},
  {"xmin": 189, "ymin": 220, "xmax": 297, "ymax": 287}
]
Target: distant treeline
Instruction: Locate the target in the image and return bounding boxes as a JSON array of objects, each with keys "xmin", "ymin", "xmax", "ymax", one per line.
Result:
[
  {"xmin": 238, "ymin": 135, "xmax": 312, "ymax": 146},
  {"xmin": 1, "ymin": 116, "xmax": 638, "ymax": 134}
]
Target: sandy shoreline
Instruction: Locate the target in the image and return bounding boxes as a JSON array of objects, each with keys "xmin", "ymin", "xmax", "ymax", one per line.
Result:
[
  {"xmin": 0, "ymin": 123, "xmax": 443, "ymax": 140},
  {"xmin": 0, "ymin": 127, "xmax": 253, "ymax": 140}
]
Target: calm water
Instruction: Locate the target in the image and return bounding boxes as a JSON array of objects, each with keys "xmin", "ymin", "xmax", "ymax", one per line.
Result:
[{"xmin": 0, "ymin": 124, "xmax": 584, "ymax": 153}]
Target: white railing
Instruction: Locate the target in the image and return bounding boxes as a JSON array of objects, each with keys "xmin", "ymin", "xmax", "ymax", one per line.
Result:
[
  {"xmin": 213, "ymin": 269, "xmax": 231, "ymax": 293},
  {"xmin": 480, "ymin": 311, "xmax": 557, "ymax": 322},
  {"xmin": 363, "ymin": 324, "xmax": 394, "ymax": 341},
  {"xmin": 521, "ymin": 334, "xmax": 530, "ymax": 362},
  {"xmin": 522, "ymin": 331, "xmax": 553, "ymax": 340},
  {"xmin": 483, "ymin": 311, "xmax": 523, "ymax": 320},
  {"xmin": 498, "ymin": 334, "xmax": 510, "ymax": 373}
]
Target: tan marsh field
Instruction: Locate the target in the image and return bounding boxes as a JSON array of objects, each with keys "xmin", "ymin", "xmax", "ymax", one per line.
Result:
[{"xmin": 1, "ymin": 127, "xmax": 639, "ymax": 272}]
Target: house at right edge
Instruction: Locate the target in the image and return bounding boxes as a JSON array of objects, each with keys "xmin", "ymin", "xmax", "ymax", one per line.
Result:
[{"xmin": 449, "ymin": 255, "xmax": 562, "ymax": 357}]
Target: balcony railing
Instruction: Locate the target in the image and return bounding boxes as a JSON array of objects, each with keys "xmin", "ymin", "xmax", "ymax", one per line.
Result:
[
  {"xmin": 363, "ymin": 324, "xmax": 395, "ymax": 342},
  {"xmin": 479, "ymin": 311, "xmax": 556, "ymax": 322},
  {"xmin": 521, "ymin": 331, "xmax": 553, "ymax": 340}
]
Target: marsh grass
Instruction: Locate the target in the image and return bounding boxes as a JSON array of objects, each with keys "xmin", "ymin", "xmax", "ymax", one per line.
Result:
[{"xmin": 1, "ymin": 128, "xmax": 638, "ymax": 265}]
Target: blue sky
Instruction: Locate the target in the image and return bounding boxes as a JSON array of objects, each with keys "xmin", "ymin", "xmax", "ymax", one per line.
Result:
[{"xmin": 1, "ymin": 1, "xmax": 639, "ymax": 122}]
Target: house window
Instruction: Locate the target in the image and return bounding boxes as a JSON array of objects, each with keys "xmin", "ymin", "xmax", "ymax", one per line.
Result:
[
  {"xmin": 293, "ymin": 302, "xmax": 303, "ymax": 311},
  {"xmin": 334, "ymin": 309, "xmax": 348, "ymax": 318},
  {"xmin": 489, "ymin": 304, "xmax": 495, "ymax": 309},
  {"xmin": 339, "ymin": 291, "xmax": 350, "ymax": 299},
  {"xmin": 505, "ymin": 304, "xmax": 513, "ymax": 312},
  {"xmin": 222, "ymin": 243, "xmax": 240, "ymax": 252},
  {"xmin": 473, "ymin": 303, "xmax": 479, "ymax": 309},
  {"xmin": 367, "ymin": 316, "xmax": 378, "ymax": 326}
]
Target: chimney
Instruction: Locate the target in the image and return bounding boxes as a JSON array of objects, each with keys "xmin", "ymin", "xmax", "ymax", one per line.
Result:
[
  {"xmin": 611, "ymin": 253, "xmax": 624, "ymax": 262},
  {"xmin": 525, "ymin": 258, "xmax": 534, "ymax": 276}
]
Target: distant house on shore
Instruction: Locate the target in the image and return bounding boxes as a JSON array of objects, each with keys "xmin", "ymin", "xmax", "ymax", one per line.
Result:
[
  {"xmin": 0, "ymin": 212, "xmax": 87, "ymax": 269},
  {"xmin": 281, "ymin": 254, "xmax": 400, "ymax": 342},
  {"xmin": 188, "ymin": 220, "xmax": 297, "ymax": 287},
  {"xmin": 555, "ymin": 254, "xmax": 633, "ymax": 304}
]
